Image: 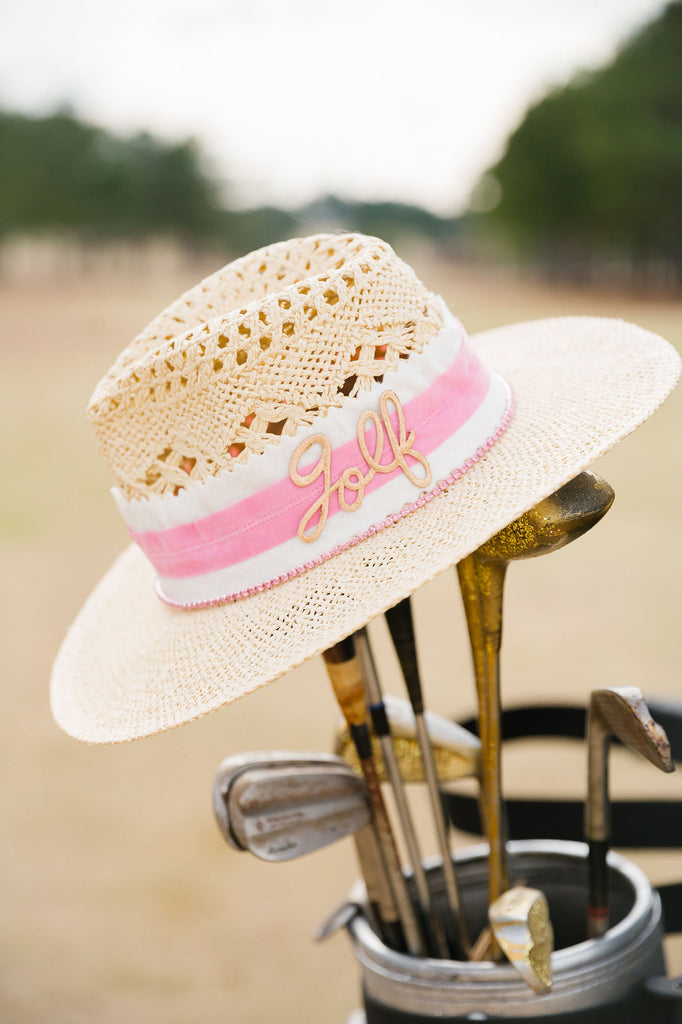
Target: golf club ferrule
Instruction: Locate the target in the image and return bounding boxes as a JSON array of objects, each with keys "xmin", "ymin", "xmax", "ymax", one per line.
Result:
[
  {"xmin": 588, "ymin": 838, "xmax": 611, "ymax": 933},
  {"xmin": 324, "ymin": 634, "xmax": 356, "ymax": 664},
  {"xmin": 324, "ymin": 646, "xmax": 367, "ymax": 727}
]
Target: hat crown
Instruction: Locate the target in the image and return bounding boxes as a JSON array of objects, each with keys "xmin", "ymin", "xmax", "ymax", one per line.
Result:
[{"xmin": 89, "ymin": 233, "xmax": 444, "ymax": 503}]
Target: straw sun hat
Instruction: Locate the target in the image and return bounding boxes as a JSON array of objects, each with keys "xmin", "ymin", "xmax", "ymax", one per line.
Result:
[{"xmin": 51, "ymin": 233, "xmax": 680, "ymax": 743}]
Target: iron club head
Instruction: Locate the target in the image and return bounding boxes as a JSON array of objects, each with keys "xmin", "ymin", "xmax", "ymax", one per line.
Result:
[
  {"xmin": 213, "ymin": 752, "xmax": 370, "ymax": 861},
  {"xmin": 588, "ymin": 687, "xmax": 675, "ymax": 778},
  {"xmin": 586, "ymin": 685, "xmax": 675, "ymax": 849},
  {"xmin": 586, "ymin": 686, "xmax": 674, "ymax": 937}
]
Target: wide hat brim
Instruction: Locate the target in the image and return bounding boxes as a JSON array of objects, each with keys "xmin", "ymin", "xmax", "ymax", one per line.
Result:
[{"xmin": 51, "ymin": 316, "xmax": 680, "ymax": 743}]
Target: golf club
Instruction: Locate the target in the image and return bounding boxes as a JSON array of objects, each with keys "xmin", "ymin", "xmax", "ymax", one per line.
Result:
[
  {"xmin": 223, "ymin": 763, "xmax": 370, "ymax": 861},
  {"xmin": 586, "ymin": 686, "xmax": 674, "ymax": 938},
  {"xmin": 323, "ymin": 636, "xmax": 427, "ymax": 955},
  {"xmin": 456, "ymin": 471, "xmax": 615, "ymax": 932},
  {"xmin": 213, "ymin": 750, "xmax": 401, "ymax": 946},
  {"xmin": 214, "ymin": 750, "xmax": 354, "ymax": 846},
  {"xmin": 337, "ymin": 692, "xmax": 490, "ymax": 957},
  {"xmin": 385, "ymin": 597, "xmax": 471, "ymax": 956},
  {"xmin": 488, "ymin": 885, "xmax": 554, "ymax": 993},
  {"xmin": 355, "ymin": 627, "xmax": 450, "ymax": 958}
]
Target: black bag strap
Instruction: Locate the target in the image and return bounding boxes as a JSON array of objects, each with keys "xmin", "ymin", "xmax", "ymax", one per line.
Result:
[{"xmin": 442, "ymin": 698, "xmax": 682, "ymax": 934}]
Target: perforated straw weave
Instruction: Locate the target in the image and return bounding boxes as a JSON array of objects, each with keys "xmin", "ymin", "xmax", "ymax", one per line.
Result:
[
  {"xmin": 90, "ymin": 234, "xmax": 443, "ymax": 502},
  {"xmin": 51, "ymin": 234, "xmax": 681, "ymax": 743}
]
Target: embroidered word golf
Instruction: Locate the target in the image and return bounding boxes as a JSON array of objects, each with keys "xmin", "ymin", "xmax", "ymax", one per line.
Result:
[
  {"xmin": 118, "ymin": 309, "xmax": 512, "ymax": 607},
  {"xmin": 290, "ymin": 390, "xmax": 433, "ymax": 544}
]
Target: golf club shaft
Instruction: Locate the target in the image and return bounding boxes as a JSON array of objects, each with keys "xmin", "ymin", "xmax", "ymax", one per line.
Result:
[
  {"xmin": 457, "ymin": 554, "xmax": 509, "ymax": 956},
  {"xmin": 354, "ymin": 823, "xmax": 405, "ymax": 950},
  {"xmin": 481, "ymin": 625, "xmax": 510, "ymax": 902},
  {"xmin": 353, "ymin": 727, "xmax": 426, "ymax": 956},
  {"xmin": 385, "ymin": 598, "xmax": 471, "ymax": 956},
  {"xmin": 355, "ymin": 627, "xmax": 450, "ymax": 958},
  {"xmin": 414, "ymin": 711, "xmax": 471, "ymax": 954},
  {"xmin": 324, "ymin": 639, "xmax": 427, "ymax": 955},
  {"xmin": 586, "ymin": 713, "xmax": 610, "ymax": 938}
]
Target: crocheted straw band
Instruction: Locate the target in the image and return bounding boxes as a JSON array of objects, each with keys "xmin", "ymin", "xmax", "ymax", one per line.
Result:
[{"xmin": 50, "ymin": 236, "xmax": 681, "ymax": 743}]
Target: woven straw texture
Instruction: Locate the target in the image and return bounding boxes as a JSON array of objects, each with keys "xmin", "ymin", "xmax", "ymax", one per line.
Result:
[
  {"xmin": 51, "ymin": 270, "xmax": 680, "ymax": 742},
  {"xmin": 90, "ymin": 234, "xmax": 443, "ymax": 502}
]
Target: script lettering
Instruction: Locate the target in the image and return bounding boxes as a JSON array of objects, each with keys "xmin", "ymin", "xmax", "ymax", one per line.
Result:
[{"xmin": 289, "ymin": 390, "xmax": 432, "ymax": 543}]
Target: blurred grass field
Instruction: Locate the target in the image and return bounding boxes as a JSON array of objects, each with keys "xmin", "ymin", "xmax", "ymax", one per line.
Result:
[{"xmin": 2, "ymin": 254, "xmax": 682, "ymax": 1024}]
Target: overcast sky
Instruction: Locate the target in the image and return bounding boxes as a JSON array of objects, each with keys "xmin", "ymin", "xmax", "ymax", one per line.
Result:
[{"xmin": 0, "ymin": 0, "xmax": 668, "ymax": 214}]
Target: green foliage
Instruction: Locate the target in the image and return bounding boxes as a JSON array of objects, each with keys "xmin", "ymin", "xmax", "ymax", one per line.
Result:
[
  {"xmin": 0, "ymin": 106, "xmax": 461, "ymax": 254},
  {"xmin": 483, "ymin": 2, "xmax": 682, "ymax": 264},
  {"xmin": 0, "ymin": 108, "xmax": 221, "ymax": 240}
]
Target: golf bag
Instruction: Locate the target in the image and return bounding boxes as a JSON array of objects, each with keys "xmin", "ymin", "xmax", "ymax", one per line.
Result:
[{"xmin": 340, "ymin": 698, "xmax": 682, "ymax": 1023}]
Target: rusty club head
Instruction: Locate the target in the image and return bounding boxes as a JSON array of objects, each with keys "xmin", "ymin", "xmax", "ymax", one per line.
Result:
[
  {"xmin": 586, "ymin": 686, "xmax": 674, "ymax": 938},
  {"xmin": 586, "ymin": 685, "xmax": 674, "ymax": 846}
]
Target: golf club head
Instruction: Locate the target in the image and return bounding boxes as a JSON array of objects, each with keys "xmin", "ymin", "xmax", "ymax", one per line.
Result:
[
  {"xmin": 586, "ymin": 687, "xmax": 674, "ymax": 938},
  {"xmin": 489, "ymin": 886, "xmax": 554, "ymax": 994},
  {"xmin": 479, "ymin": 471, "xmax": 615, "ymax": 564},
  {"xmin": 214, "ymin": 753, "xmax": 370, "ymax": 862},
  {"xmin": 589, "ymin": 686, "xmax": 675, "ymax": 774},
  {"xmin": 213, "ymin": 751, "xmax": 363, "ymax": 849},
  {"xmin": 334, "ymin": 694, "xmax": 481, "ymax": 783}
]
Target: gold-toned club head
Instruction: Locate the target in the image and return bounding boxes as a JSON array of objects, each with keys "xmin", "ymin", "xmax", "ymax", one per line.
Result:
[
  {"xmin": 334, "ymin": 695, "xmax": 481, "ymax": 783},
  {"xmin": 489, "ymin": 886, "xmax": 554, "ymax": 994},
  {"xmin": 478, "ymin": 471, "xmax": 615, "ymax": 564},
  {"xmin": 336, "ymin": 731, "xmax": 478, "ymax": 783}
]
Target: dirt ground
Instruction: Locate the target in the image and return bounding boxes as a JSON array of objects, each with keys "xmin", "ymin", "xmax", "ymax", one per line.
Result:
[{"xmin": 2, "ymin": 253, "xmax": 682, "ymax": 1023}]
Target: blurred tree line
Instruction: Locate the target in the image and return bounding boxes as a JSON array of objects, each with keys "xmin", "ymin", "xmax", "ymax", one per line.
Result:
[
  {"xmin": 0, "ymin": 108, "xmax": 222, "ymax": 240},
  {"xmin": 0, "ymin": 1, "xmax": 679, "ymax": 288},
  {"xmin": 481, "ymin": 0, "xmax": 682, "ymax": 286},
  {"xmin": 0, "ymin": 106, "xmax": 456, "ymax": 255}
]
